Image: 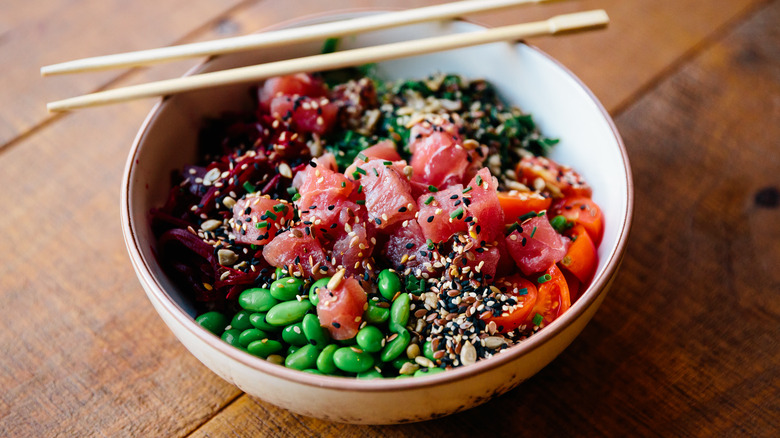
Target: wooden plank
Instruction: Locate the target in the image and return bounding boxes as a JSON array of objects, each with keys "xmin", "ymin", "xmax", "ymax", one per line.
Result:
[
  {"xmin": 0, "ymin": 0, "xmax": 245, "ymax": 146},
  {"xmin": 186, "ymin": 1, "xmax": 780, "ymax": 436}
]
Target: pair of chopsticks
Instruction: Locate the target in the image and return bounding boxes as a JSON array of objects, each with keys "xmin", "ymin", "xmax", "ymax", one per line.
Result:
[{"xmin": 43, "ymin": 0, "xmax": 609, "ymax": 112}]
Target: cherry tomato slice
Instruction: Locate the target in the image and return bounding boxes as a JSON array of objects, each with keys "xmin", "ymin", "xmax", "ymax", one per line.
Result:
[
  {"xmin": 526, "ymin": 265, "xmax": 571, "ymax": 327},
  {"xmin": 551, "ymin": 196, "xmax": 604, "ymax": 245},
  {"xmin": 559, "ymin": 225, "xmax": 598, "ymax": 284},
  {"xmin": 497, "ymin": 190, "xmax": 552, "ymax": 225},
  {"xmin": 515, "ymin": 156, "xmax": 592, "ymax": 198},
  {"xmin": 482, "ymin": 275, "xmax": 538, "ymax": 333}
]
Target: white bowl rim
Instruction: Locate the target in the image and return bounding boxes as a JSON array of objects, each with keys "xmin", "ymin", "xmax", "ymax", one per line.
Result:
[{"xmin": 120, "ymin": 10, "xmax": 634, "ymax": 393}]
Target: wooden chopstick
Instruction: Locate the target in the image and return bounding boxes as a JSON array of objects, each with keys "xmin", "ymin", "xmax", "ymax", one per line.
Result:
[
  {"xmin": 41, "ymin": 0, "xmax": 557, "ymax": 76},
  {"xmin": 46, "ymin": 10, "xmax": 609, "ymax": 112}
]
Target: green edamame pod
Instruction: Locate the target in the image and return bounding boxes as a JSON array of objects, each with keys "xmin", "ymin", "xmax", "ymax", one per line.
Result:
[
  {"xmin": 414, "ymin": 367, "xmax": 445, "ymax": 377},
  {"xmin": 333, "ymin": 347, "xmax": 375, "ymax": 373},
  {"xmin": 230, "ymin": 310, "xmax": 253, "ymax": 331},
  {"xmin": 357, "ymin": 369, "xmax": 383, "ymax": 380},
  {"xmin": 377, "ymin": 269, "xmax": 401, "ymax": 301},
  {"xmin": 356, "ymin": 326, "xmax": 384, "ymax": 353},
  {"xmin": 316, "ymin": 344, "xmax": 339, "ymax": 374},
  {"xmin": 302, "ymin": 314, "xmax": 329, "ymax": 349},
  {"xmin": 285, "ymin": 344, "xmax": 319, "ymax": 370},
  {"xmin": 309, "ymin": 277, "xmax": 330, "ymax": 306},
  {"xmin": 221, "ymin": 329, "xmax": 243, "ymax": 348},
  {"xmin": 238, "ymin": 288, "xmax": 278, "ymax": 312},
  {"xmin": 380, "ymin": 328, "xmax": 411, "ymax": 362},
  {"xmin": 363, "ymin": 301, "xmax": 390, "ymax": 324},
  {"xmin": 239, "ymin": 328, "xmax": 268, "ymax": 347},
  {"xmin": 270, "ymin": 277, "xmax": 305, "ymax": 301},
  {"xmin": 282, "ymin": 323, "xmax": 308, "ymax": 346},
  {"xmin": 195, "ymin": 311, "xmax": 229, "ymax": 335},
  {"xmin": 389, "ymin": 293, "xmax": 411, "ymax": 333},
  {"xmin": 247, "ymin": 339, "xmax": 282, "ymax": 358},
  {"xmin": 249, "ymin": 312, "xmax": 280, "ymax": 332},
  {"xmin": 265, "ymin": 300, "xmax": 313, "ymax": 326},
  {"xmin": 423, "ymin": 340, "xmax": 436, "ymax": 362}
]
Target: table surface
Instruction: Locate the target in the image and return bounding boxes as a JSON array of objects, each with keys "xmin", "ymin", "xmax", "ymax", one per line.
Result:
[{"xmin": 1, "ymin": 0, "xmax": 778, "ymax": 436}]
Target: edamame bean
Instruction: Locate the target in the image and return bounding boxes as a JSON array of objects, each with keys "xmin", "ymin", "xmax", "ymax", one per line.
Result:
[
  {"xmin": 221, "ymin": 329, "xmax": 242, "ymax": 348},
  {"xmin": 380, "ymin": 328, "xmax": 411, "ymax": 362},
  {"xmin": 274, "ymin": 267, "xmax": 285, "ymax": 280},
  {"xmin": 285, "ymin": 344, "xmax": 319, "ymax": 370},
  {"xmin": 391, "ymin": 357, "xmax": 412, "ymax": 370},
  {"xmin": 389, "ymin": 293, "xmax": 410, "ymax": 333},
  {"xmin": 377, "ymin": 269, "xmax": 401, "ymax": 301},
  {"xmin": 302, "ymin": 314, "xmax": 329, "ymax": 349},
  {"xmin": 282, "ymin": 323, "xmax": 308, "ymax": 346},
  {"xmin": 414, "ymin": 367, "xmax": 445, "ymax": 377},
  {"xmin": 249, "ymin": 312, "xmax": 280, "ymax": 332},
  {"xmin": 423, "ymin": 340, "xmax": 436, "ymax": 362},
  {"xmin": 247, "ymin": 339, "xmax": 282, "ymax": 358},
  {"xmin": 363, "ymin": 300, "xmax": 390, "ymax": 324},
  {"xmin": 309, "ymin": 277, "xmax": 330, "ymax": 306},
  {"xmin": 357, "ymin": 369, "xmax": 383, "ymax": 379},
  {"xmin": 303, "ymin": 369, "xmax": 324, "ymax": 375},
  {"xmin": 265, "ymin": 300, "xmax": 313, "ymax": 326},
  {"xmin": 395, "ymin": 374, "xmax": 414, "ymax": 379},
  {"xmin": 316, "ymin": 344, "xmax": 339, "ymax": 374},
  {"xmin": 270, "ymin": 277, "xmax": 304, "ymax": 301},
  {"xmin": 239, "ymin": 328, "xmax": 268, "ymax": 347},
  {"xmin": 266, "ymin": 354, "xmax": 285, "ymax": 366},
  {"xmin": 230, "ymin": 310, "xmax": 253, "ymax": 331},
  {"xmin": 287, "ymin": 345, "xmax": 301, "ymax": 356},
  {"xmin": 238, "ymin": 288, "xmax": 278, "ymax": 312},
  {"xmin": 333, "ymin": 346, "xmax": 375, "ymax": 373},
  {"xmin": 356, "ymin": 326, "xmax": 384, "ymax": 353},
  {"xmin": 195, "ymin": 311, "xmax": 229, "ymax": 335}
]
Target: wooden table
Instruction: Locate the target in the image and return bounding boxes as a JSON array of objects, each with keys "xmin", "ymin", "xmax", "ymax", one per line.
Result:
[{"xmin": 1, "ymin": 0, "xmax": 778, "ymax": 436}]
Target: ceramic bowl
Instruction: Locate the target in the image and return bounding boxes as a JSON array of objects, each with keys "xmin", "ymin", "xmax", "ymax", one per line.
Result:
[{"xmin": 121, "ymin": 13, "xmax": 633, "ymax": 424}]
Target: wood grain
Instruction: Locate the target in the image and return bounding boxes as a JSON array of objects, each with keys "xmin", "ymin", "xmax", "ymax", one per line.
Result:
[{"xmin": 0, "ymin": 0, "xmax": 777, "ymax": 436}]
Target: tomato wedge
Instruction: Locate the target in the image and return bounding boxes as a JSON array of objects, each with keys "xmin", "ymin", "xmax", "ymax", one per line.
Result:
[
  {"xmin": 482, "ymin": 275, "xmax": 538, "ymax": 333},
  {"xmin": 497, "ymin": 190, "xmax": 552, "ymax": 225},
  {"xmin": 551, "ymin": 196, "xmax": 604, "ymax": 245},
  {"xmin": 526, "ymin": 265, "xmax": 571, "ymax": 327},
  {"xmin": 559, "ymin": 225, "xmax": 598, "ymax": 284},
  {"xmin": 515, "ymin": 156, "xmax": 592, "ymax": 198}
]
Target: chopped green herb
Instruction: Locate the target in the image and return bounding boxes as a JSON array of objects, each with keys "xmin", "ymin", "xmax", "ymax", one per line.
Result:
[
  {"xmin": 530, "ymin": 226, "xmax": 537, "ymax": 238},
  {"xmin": 356, "ymin": 200, "xmax": 366, "ymax": 205},
  {"xmin": 383, "ymin": 161, "xmax": 393, "ymax": 166},
  {"xmin": 537, "ymin": 273, "xmax": 552, "ymax": 284},
  {"xmin": 357, "ymin": 153, "xmax": 368, "ymax": 162},
  {"xmin": 286, "ymin": 186, "xmax": 298, "ymax": 195},
  {"xmin": 243, "ymin": 181, "xmax": 256, "ymax": 193},
  {"xmin": 341, "ymin": 181, "xmax": 346, "ymax": 188},
  {"xmin": 424, "ymin": 196, "xmax": 434, "ymax": 205},
  {"xmin": 321, "ymin": 37, "xmax": 339, "ymax": 54},
  {"xmin": 273, "ymin": 204, "xmax": 287, "ymax": 213},
  {"xmin": 517, "ymin": 288, "xmax": 528, "ymax": 296},
  {"xmin": 428, "ymin": 185, "xmax": 439, "ymax": 192},
  {"xmin": 462, "ymin": 186, "xmax": 473, "ymax": 194},
  {"xmin": 355, "ymin": 167, "xmax": 367, "ymax": 175},
  {"xmin": 256, "ymin": 221, "xmax": 269, "ymax": 229},
  {"xmin": 532, "ymin": 313, "xmax": 544, "ymax": 326},
  {"xmin": 550, "ymin": 215, "xmax": 572, "ymax": 233},
  {"xmin": 450, "ymin": 207, "xmax": 464, "ymax": 219},
  {"xmin": 352, "ymin": 171, "xmax": 361, "ymax": 180},
  {"xmin": 358, "ymin": 185, "xmax": 363, "ymax": 193},
  {"xmin": 264, "ymin": 210, "xmax": 278, "ymax": 221},
  {"xmin": 476, "ymin": 175, "xmax": 483, "ymax": 186},
  {"xmin": 292, "ymin": 193, "xmax": 301, "ymax": 202},
  {"xmin": 518, "ymin": 211, "xmax": 537, "ymax": 222}
]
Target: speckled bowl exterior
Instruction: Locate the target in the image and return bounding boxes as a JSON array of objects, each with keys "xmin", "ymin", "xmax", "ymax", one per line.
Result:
[{"xmin": 121, "ymin": 13, "xmax": 633, "ymax": 424}]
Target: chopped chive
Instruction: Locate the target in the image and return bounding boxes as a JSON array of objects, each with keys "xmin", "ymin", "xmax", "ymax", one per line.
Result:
[
  {"xmin": 537, "ymin": 273, "xmax": 552, "ymax": 284},
  {"xmin": 352, "ymin": 171, "xmax": 361, "ymax": 180},
  {"xmin": 373, "ymin": 168, "xmax": 379, "ymax": 177},
  {"xmin": 428, "ymin": 185, "xmax": 439, "ymax": 192},
  {"xmin": 355, "ymin": 167, "xmax": 367, "ymax": 175},
  {"xmin": 250, "ymin": 244, "xmax": 259, "ymax": 250},
  {"xmin": 356, "ymin": 200, "xmax": 366, "ymax": 205},
  {"xmin": 450, "ymin": 207, "xmax": 464, "ymax": 219},
  {"xmin": 321, "ymin": 37, "xmax": 339, "ymax": 54},
  {"xmin": 383, "ymin": 161, "xmax": 393, "ymax": 166},
  {"xmin": 517, "ymin": 288, "xmax": 528, "ymax": 296},
  {"xmin": 357, "ymin": 153, "xmax": 368, "ymax": 162},
  {"xmin": 519, "ymin": 211, "xmax": 537, "ymax": 222},
  {"xmin": 243, "ymin": 181, "xmax": 256, "ymax": 193},
  {"xmin": 476, "ymin": 175, "xmax": 483, "ymax": 186},
  {"xmin": 462, "ymin": 186, "xmax": 473, "ymax": 194},
  {"xmin": 532, "ymin": 313, "xmax": 544, "ymax": 326},
  {"xmin": 424, "ymin": 196, "xmax": 434, "ymax": 205},
  {"xmin": 426, "ymin": 239, "xmax": 434, "ymax": 250},
  {"xmin": 358, "ymin": 185, "xmax": 363, "ymax": 193},
  {"xmin": 530, "ymin": 226, "xmax": 537, "ymax": 238},
  {"xmin": 286, "ymin": 186, "xmax": 298, "ymax": 195},
  {"xmin": 273, "ymin": 204, "xmax": 287, "ymax": 213},
  {"xmin": 341, "ymin": 181, "xmax": 346, "ymax": 188},
  {"xmin": 256, "ymin": 221, "xmax": 269, "ymax": 229},
  {"xmin": 264, "ymin": 210, "xmax": 278, "ymax": 220},
  {"xmin": 292, "ymin": 193, "xmax": 301, "ymax": 201}
]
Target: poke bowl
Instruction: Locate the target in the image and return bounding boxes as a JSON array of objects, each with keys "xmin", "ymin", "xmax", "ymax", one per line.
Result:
[{"xmin": 121, "ymin": 12, "xmax": 632, "ymax": 424}]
